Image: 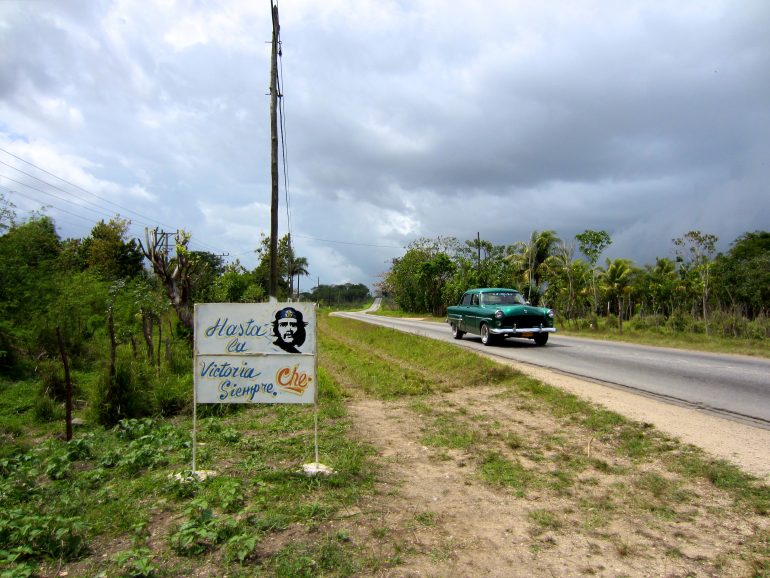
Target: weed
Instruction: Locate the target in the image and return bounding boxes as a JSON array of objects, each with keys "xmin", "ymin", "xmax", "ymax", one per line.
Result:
[
  {"xmin": 528, "ymin": 509, "xmax": 563, "ymax": 532},
  {"xmin": 414, "ymin": 511, "xmax": 437, "ymax": 527},
  {"xmin": 112, "ymin": 547, "xmax": 158, "ymax": 577},
  {"xmin": 421, "ymin": 414, "xmax": 477, "ymax": 450},
  {"xmin": 169, "ymin": 498, "xmax": 220, "ymax": 556},
  {"xmin": 479, "ymin": 452, "xmax": 535, "ymax": 497}
]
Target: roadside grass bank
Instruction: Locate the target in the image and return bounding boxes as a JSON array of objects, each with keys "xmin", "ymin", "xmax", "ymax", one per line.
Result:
[
  {"xmin": 557, "ymin": 325, "xmax": 770, "ymax": 359},
  {"xmin": 1, "ymin": 313, "xmax": 768, "ymax": 576},
  {"xmin": 321, "ymin": 315, "xmax": 770, "ymax": 576}
]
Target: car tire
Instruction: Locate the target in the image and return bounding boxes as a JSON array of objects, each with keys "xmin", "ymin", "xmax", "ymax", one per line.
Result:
[
  {"xmin": 451, "ymin": 323, "xmax": 464, "ymax": 340},
  {"xmin": 480, "ymin": 324, "xmax": 496, "ymax": 346},
  {"xmin": 533, "ymin": 333, "xmax": 549, "ymax": 346}
]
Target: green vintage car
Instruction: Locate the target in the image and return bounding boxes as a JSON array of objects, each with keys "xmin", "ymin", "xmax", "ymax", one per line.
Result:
[{"xmin": 446, "ymin": 288, "xmax": 556, "ymax": 346}]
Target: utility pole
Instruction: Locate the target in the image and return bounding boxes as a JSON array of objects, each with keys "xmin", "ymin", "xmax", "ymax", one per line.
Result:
[{"xmin": 269, "ymin": 0, "xmax": 280, "ymax": 299}]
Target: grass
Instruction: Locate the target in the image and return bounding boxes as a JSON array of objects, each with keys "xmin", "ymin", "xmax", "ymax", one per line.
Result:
[
  {"xmin": 0, "ymin": 366, "xmax": 376, "ymax": 577},
  {"xmin": 1, "ymin": 313, "xmax": 769, "ymax": 576},
  {"xmin": 557, "ymin": 324, "xmax": 770, "ymax": 359}
]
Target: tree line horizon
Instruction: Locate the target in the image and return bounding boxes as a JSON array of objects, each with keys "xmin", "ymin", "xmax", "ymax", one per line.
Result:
[{"xmin": 380, "ymin": 228, "xmax": 770, "ymax": 337}]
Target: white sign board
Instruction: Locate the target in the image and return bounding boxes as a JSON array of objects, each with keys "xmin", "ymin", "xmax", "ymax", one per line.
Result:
[{"xmin": 194, "ymin": 303, "xmax": 316, "ymax": 404}]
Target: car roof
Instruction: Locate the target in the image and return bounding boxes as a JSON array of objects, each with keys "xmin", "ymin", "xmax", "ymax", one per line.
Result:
[{"xmin": 467, "ymin": 288, "xmax": 520, "ymax": 293}]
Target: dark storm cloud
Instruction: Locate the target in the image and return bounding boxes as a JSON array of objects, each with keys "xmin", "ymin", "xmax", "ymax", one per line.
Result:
[{"xmin": 1, "ymin": 1, "xmax": 769, "ymax": 286}]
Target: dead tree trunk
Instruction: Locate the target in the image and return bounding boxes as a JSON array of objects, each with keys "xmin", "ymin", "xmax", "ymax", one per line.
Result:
[{"xmin": 138, "ymin": 228, "xmax": 195, "ymax": 341}]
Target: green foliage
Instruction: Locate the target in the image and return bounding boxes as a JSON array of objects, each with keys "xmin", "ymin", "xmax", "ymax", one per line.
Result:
[
  {"xmin": 306, "ymin": 282, "xmax": 371, "ymax": 308},
  {"xmin": 382, "ymin": 229, "xmax": 770, "ymax": 340},
  {"xmin": 81, "ymin": 217, "xmax": 144, "ymax": 281},
  {"xmin": 32, "ymin": 394, "xmax": 63, "ymax": 423},
  {"xmin": 92, "ymin": 354, "xmax": 155, "ymax": 426},
  {"xmin": 112, "ymin": 547, "xmax": 158, "ymax": 577},
  {"xmin": 384, "ymin": 236, "xmax": 460, "ymax": 313}
]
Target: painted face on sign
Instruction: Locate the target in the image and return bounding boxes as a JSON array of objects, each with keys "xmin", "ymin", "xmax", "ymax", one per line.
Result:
[
  {"xmin": 278, "ymin": 317, "xmax": 298, "ymax": 343},
  {"xmin": 272, "ymin": 307, "xmax": 308, "ymax": 353}
]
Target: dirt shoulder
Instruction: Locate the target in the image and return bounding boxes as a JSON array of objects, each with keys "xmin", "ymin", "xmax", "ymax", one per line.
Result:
[
  {"xmin": 346, "ymin": 386, "xmax": 768, "ymax": 577},
  {"xmin": 505, "ymin": 360, "xmax": 770, "ymax": 483}
]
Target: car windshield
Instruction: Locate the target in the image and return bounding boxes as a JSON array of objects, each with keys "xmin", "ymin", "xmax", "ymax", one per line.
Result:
[{"xmin": 481, "ymin": 292, "xmax": 526, "ymax": 306}]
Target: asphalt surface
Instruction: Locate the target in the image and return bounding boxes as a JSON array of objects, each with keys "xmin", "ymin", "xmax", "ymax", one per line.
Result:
[{"xmin": 332, "ymin": 307, "xmax": 770, "ymax": 430}]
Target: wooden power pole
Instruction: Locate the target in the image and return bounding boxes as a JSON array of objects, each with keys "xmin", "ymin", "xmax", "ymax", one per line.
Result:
[{"xmin": 269, "ymin": 0, "xmax": 280, "ymax": 298}]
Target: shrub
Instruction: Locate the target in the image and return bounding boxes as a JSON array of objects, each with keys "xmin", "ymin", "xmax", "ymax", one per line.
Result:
[
  {"xmin": 154, "ymin": 373, "xmax": 192, "ymax": 417},
  {"xmin": 36, "ymin": 359, "xmax": 67, "ymax": 402},
  {"xmin": 92, "ymin": 354, "xmax": 155, "ymax": 427},
  {"xmin": 32, "ymin": 394, "xmax": 63, "ymax": 423}
]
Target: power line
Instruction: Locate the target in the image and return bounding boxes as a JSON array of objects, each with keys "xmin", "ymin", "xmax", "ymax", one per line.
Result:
[
  {"xmin": 1, "ymin": 172, "xmax": 125, "ymax": 222},
  {"xmin": 0, "ymin": 148, "xmax": 229, "ymax": 256},
  {"xmin": 0, "ymin": 146, "xmax": 179, "ymax": 231}
]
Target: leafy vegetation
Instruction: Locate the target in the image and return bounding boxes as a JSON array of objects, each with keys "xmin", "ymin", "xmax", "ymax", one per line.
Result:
[
  {"xmin": 380, "ymin": 229, "xmax": 770, "ymax": 342},
  {"xmin": 0, "ymin": 314, "xmax": 768, "ymax": 575},
  {"xmin": 1, "ymin": 198, "xmax": 768, "ymax": 575}
]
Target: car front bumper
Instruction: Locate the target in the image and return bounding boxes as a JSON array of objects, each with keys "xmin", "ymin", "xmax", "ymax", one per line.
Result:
[{"xmin": 490, "ymin": 326, "xmax": 556, "ymax": 336}]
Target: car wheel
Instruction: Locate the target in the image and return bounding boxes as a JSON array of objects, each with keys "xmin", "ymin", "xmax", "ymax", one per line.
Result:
[
  {"xmin": 533, "ymin": 333, "xmax": 549, "ymax": 346},
  {"xmin": 451, "ymin": 323, "xmax": 464, "ymax": 340},
  {"xmin": 480, "ymin": 324, "xmax": 495, "ymax": 346}
]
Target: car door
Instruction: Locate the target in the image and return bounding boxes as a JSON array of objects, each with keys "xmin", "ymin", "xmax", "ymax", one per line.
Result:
[
  {"xmin": 466, "ymin": 291, "xmax": 481, "ymax": 334},
  {"xmin": 456, "ymin": 291, "xmax": 473, "ymax": 333}
]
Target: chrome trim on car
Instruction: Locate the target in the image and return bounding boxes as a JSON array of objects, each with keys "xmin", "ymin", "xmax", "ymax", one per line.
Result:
[{"xmin": 489, "ymin": 327, "xmax": 557, "ymax": 335}]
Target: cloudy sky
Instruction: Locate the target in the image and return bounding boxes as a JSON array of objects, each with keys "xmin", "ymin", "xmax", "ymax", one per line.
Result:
[{"xmin": 1, "ymin": 1, "xmax": 768, "ymax": 290}]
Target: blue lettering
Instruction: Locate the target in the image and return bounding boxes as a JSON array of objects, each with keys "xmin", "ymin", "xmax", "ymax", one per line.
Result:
[
  {"xmin": 201, "ymin": 360, "xmax": 260, "ymax": 380},
  {"xmin": 218, "ymin": 379, "xmax": 276, "ymax": 401},
  {"xmin": 204, "ymin": 317, "xmax": 271, "ymax": 340}
]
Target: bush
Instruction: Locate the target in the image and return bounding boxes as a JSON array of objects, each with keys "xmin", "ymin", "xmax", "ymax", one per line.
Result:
[
  {"xmin": 92, "ymin": 354, "xmax": 155, "ymax": 427},
  {"xmin": 33, "ymin": 395, "xmax": 63, "ymax": 423},
  {"xmin": 155, "ymin": 373, "xmax": 192, "ymax": 417},
  {"xmin": 36, "ymin": 359, "xmax": 67, "ymax": 402}
]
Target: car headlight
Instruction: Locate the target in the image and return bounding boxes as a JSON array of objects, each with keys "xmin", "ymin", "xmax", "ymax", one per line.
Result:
[
  {"xmin": 547, "ymin": 309, "xmax": 555, "ymax": 318},
  {"xmin": 494, "ymin": 309, "xmax": 504, "ymax": 319}
]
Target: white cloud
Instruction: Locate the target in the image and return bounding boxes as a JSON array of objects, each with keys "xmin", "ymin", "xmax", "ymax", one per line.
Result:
[{"xmin": 1, "ymin": 0, "xmax": 768, "ymax": 287}]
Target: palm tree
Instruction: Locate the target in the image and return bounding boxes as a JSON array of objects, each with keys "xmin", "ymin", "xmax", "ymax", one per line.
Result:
[
  {"xmin": 600, "ymin": 258, "xmax": 634, "ymax": 334},
  {"xmin": 288, "ymin": 255, "xmax": 309, "ymax": 299},
  {"xmin": 507, "ymin": 230, "xmax": 560, "ymax": 304}
]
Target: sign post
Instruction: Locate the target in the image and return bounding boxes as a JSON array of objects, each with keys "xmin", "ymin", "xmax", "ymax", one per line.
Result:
[{"xmin": 190, "ymin": 302, "xmax": 331, "ymax": 477}]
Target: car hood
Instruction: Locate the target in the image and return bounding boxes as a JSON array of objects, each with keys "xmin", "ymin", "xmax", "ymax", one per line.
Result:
[{"xmin": 485, "ymin": 304, "xmax": 549, "ymax": 316}]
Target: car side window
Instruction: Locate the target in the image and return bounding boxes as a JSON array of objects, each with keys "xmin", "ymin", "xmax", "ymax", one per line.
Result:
[
  {"xmin": 460, "ymin": 293, "xmax": 472, "ymax": 306},
  {"xmin": 471, "ymin": 294, "xmax": 479, "ymax": 306}
]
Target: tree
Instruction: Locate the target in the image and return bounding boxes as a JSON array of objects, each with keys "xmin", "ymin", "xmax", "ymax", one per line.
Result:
[
  {"xmin": 540, "ymin": 240, "xmax": 588, "ymax": 321},
  {"xmin": 418, "ymin": 252, "xmax": 456, "ymax": 316},
  {"xmin": 0, "ymin": 216, "xmax": 62, "ymax": 371},
  {"xmin": 82, "ymin": 217, "xmax": 144, "ymax": 281},
  {"xmin": 139, "ymin": 228, "xmax": 196, "ymax": 336},
  {"xmin": 384, "ymin": 237, "xmax": 459, "ymax": 313},
  {"xmin": 713, "ymin": 231, "xmax": 770, "ymax": 318},
  {"xmin": 0, "ymin": 192, "xmax": 15, "ymax": 233},
  {"xmin": 507, "ymin": 230, "xmax": 560, "ymax": 305},
  {"xmin": 189, "ymin": 251, "xmax": 226, "ymax": 304},
  {"xmin": 288, "ymin": 255, "xmax": 309, "ymax": 298},
  {"xmin": 576, "ymin": 229, "xmax": 612, "ymax": 315},
  {"xmin": 254, "ymin": 234, "xmax": 310, "ymax": 300},
  {"xmin": 600, "ymin": 258, "xmax": 635, "ymax": 334},
  {"xmin": 673, "ymin": 231, "xmax": 718, "ymax": 335}
]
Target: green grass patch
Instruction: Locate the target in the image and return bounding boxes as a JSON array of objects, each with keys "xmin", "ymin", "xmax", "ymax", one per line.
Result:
[
  {"xmin": 479, "ymin": 452, "xmax": 536, "ymax": 497},
  {"xmin": 420, "ymin": 413, "xmax": 477, "ymax": 450}
]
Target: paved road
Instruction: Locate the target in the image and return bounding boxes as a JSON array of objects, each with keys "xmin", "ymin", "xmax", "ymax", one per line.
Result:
[{"xmin": 333, "ymin": 308, "xmax": 770, "ymax": 429}]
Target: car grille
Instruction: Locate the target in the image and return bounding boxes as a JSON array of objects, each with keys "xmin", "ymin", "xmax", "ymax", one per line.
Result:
[{"xmin": 504, "ymin": 315, "xmax": 551, "ymax": 328}]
